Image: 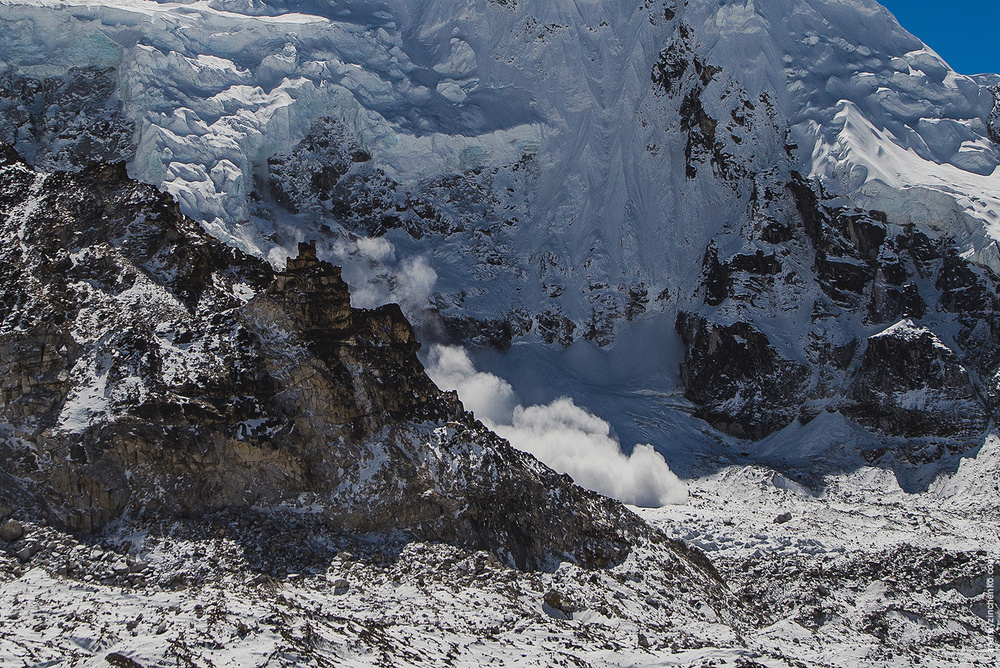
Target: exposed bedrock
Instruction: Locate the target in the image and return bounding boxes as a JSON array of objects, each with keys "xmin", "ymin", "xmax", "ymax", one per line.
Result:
[
  {"xmin": 676, "ymin": 313, "xmax": 809, "ymax": 441},
  {"xmin": 677, "ymin": 173, "xmax": 998, "ymax": 459},
  {"xmin": 0, "ymin": 150, "xmax": 669, "ymax": 572},
  {"xmin": 842, "ymin": 321, "xmax": 989, "ymax": 456}
]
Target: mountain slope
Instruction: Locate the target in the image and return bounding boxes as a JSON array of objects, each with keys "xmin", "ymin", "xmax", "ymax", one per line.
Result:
[
  {"xmin": 0, "ymin": 2, "xmax": 998, "ymax": 664},
  {"xmin": 0, "ymin": 146, "xmax": 675, "ymax": 572},
  {"xmin": 1, "ymin": 0, "xmax": 999, "ymax": 476}
]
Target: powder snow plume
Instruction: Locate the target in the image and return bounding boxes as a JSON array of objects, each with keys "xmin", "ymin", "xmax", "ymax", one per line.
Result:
[{"xmin": 426, "ymin": 345, "xmax": 687, "ymax": 507}]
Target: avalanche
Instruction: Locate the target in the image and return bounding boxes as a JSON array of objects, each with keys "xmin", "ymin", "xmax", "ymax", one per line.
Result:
[{"xmin": 0, "ymin": 0, "xmax": 998, "ymax": 663}]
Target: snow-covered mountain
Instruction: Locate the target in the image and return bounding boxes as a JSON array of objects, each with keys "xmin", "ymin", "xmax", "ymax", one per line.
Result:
[
  {"xmin": 3, "ymin": 0, "xmax": 999, "ymax": 484},
  {"xmin": 1, "ymin": 0, "xmax": 999, "ymax": 664}
]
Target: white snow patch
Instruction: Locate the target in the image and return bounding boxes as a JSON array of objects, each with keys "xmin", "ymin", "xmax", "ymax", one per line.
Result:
[{"xmin": 57, "ymin": 356, "xmax": 110, "ymax": 433}]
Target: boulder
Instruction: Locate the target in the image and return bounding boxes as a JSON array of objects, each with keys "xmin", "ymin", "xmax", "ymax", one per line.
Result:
[
  {"xmin": 0, "ymin": 519, "xmax": 23, "ymax": 543},
  {"xmin": 543, "ymin": 589, "xmax": 579, "ymax": 619},
  {"xmin": 15, "ymin": 541, "xmax": 39, "ymax": 563},
  {"xmin": 105, "ymin": 652, "xmax": 145, "ymax": 668}
]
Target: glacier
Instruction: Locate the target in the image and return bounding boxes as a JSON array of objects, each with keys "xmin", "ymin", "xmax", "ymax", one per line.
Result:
[
  {"xmin": 1, "ymin": 0, "xmax": 999, "ymax": 483},
  {"xmin": 4, "ymin": 0, "xmax": 996, "ymax": 263}
]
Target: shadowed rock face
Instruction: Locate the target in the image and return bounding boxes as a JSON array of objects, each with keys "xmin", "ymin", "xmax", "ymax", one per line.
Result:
[
  {"xmin": 0, "ymin": 149, "xmax": 653, "ymax": 570},
  {"xmin": 842, "ymin": 321, "xmax": 988, "ymax": 451},
  {"xmin": 0, "ymin": 67, "xmax": 134, "ymax": 171},
  {"xmin": 677, "ymin": 172, "xmax": 1000, "ymax": 459},
  {"xmin": 676, "ymin": 313, "xmax": 809, "ymax": 440}
]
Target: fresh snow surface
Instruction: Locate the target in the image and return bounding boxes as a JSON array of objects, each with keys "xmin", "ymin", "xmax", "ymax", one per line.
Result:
[
  {"xmin": 0, "ymin": 456, "xmax": 995, "ymax": 666},
  {"xmin": 692, "ymin": 0, "xmax": 1000, "ymax": 234}
]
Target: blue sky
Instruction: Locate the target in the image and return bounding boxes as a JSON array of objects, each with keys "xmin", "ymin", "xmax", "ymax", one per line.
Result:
[{"xmin": 879, "ymin": 1, "xmax": 998, "ymax": 75}]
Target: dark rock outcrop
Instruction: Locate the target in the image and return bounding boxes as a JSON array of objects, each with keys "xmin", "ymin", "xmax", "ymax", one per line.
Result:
[
  {"xmin": 842, "ymin": 321, "xmax": 988, "ymax": 447},
  {"xmin": 787, "ymin": 174, "xmax": 885, "ymax": 307},
  {"xmin": 0, "ymin": 150, "xmax": 654, "ymax": 570},
  {"xmin": 0, "ymin": 66, "xmax": 134, "ymax": 171},
  {"xmin": 676, "ymin": 313, "xmax": 809, "ymax": 440},
  {"xmin": 266, "ymin": 117, "xmax": 370, "ymax": 215},
  {"xmin": 988, "ymin": 83, "xmax": 1000, "ymax": 146},
  {"xmin": 678, "ymin": 172, "xmax": 1000, "ymax": 456}
]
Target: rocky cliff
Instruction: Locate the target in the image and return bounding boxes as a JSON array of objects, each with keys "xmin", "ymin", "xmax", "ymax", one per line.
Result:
[
  {"xmin": 676, "ymin": 173, "xmax": 1000, "ymax": 466},
  {"xmin": 0, "ymin": 148, "xmax": 660, "ymax": 571},
  {"xmin": 2, "ymin": 0, "xmax": 999, "ymax": 481}
]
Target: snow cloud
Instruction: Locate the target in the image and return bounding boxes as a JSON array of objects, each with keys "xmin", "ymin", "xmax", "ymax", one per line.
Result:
[
  {"xmin": 392, "ymin": 256, "xmax": 438, "ymax": 317},
  {"xmin": 425, "ymin": 345, "xmax": 687, "ymax": 507},
  {"xmin": 326, "ymin": 237, "xmax": 437, "ymax": 321},
  {"xmin": 355, "ymin": 236, "xmax": 394, "ymax": 262},
  {"xmin": 424, "ymin": 344, "xmax": 518, "ymax": 425}
]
